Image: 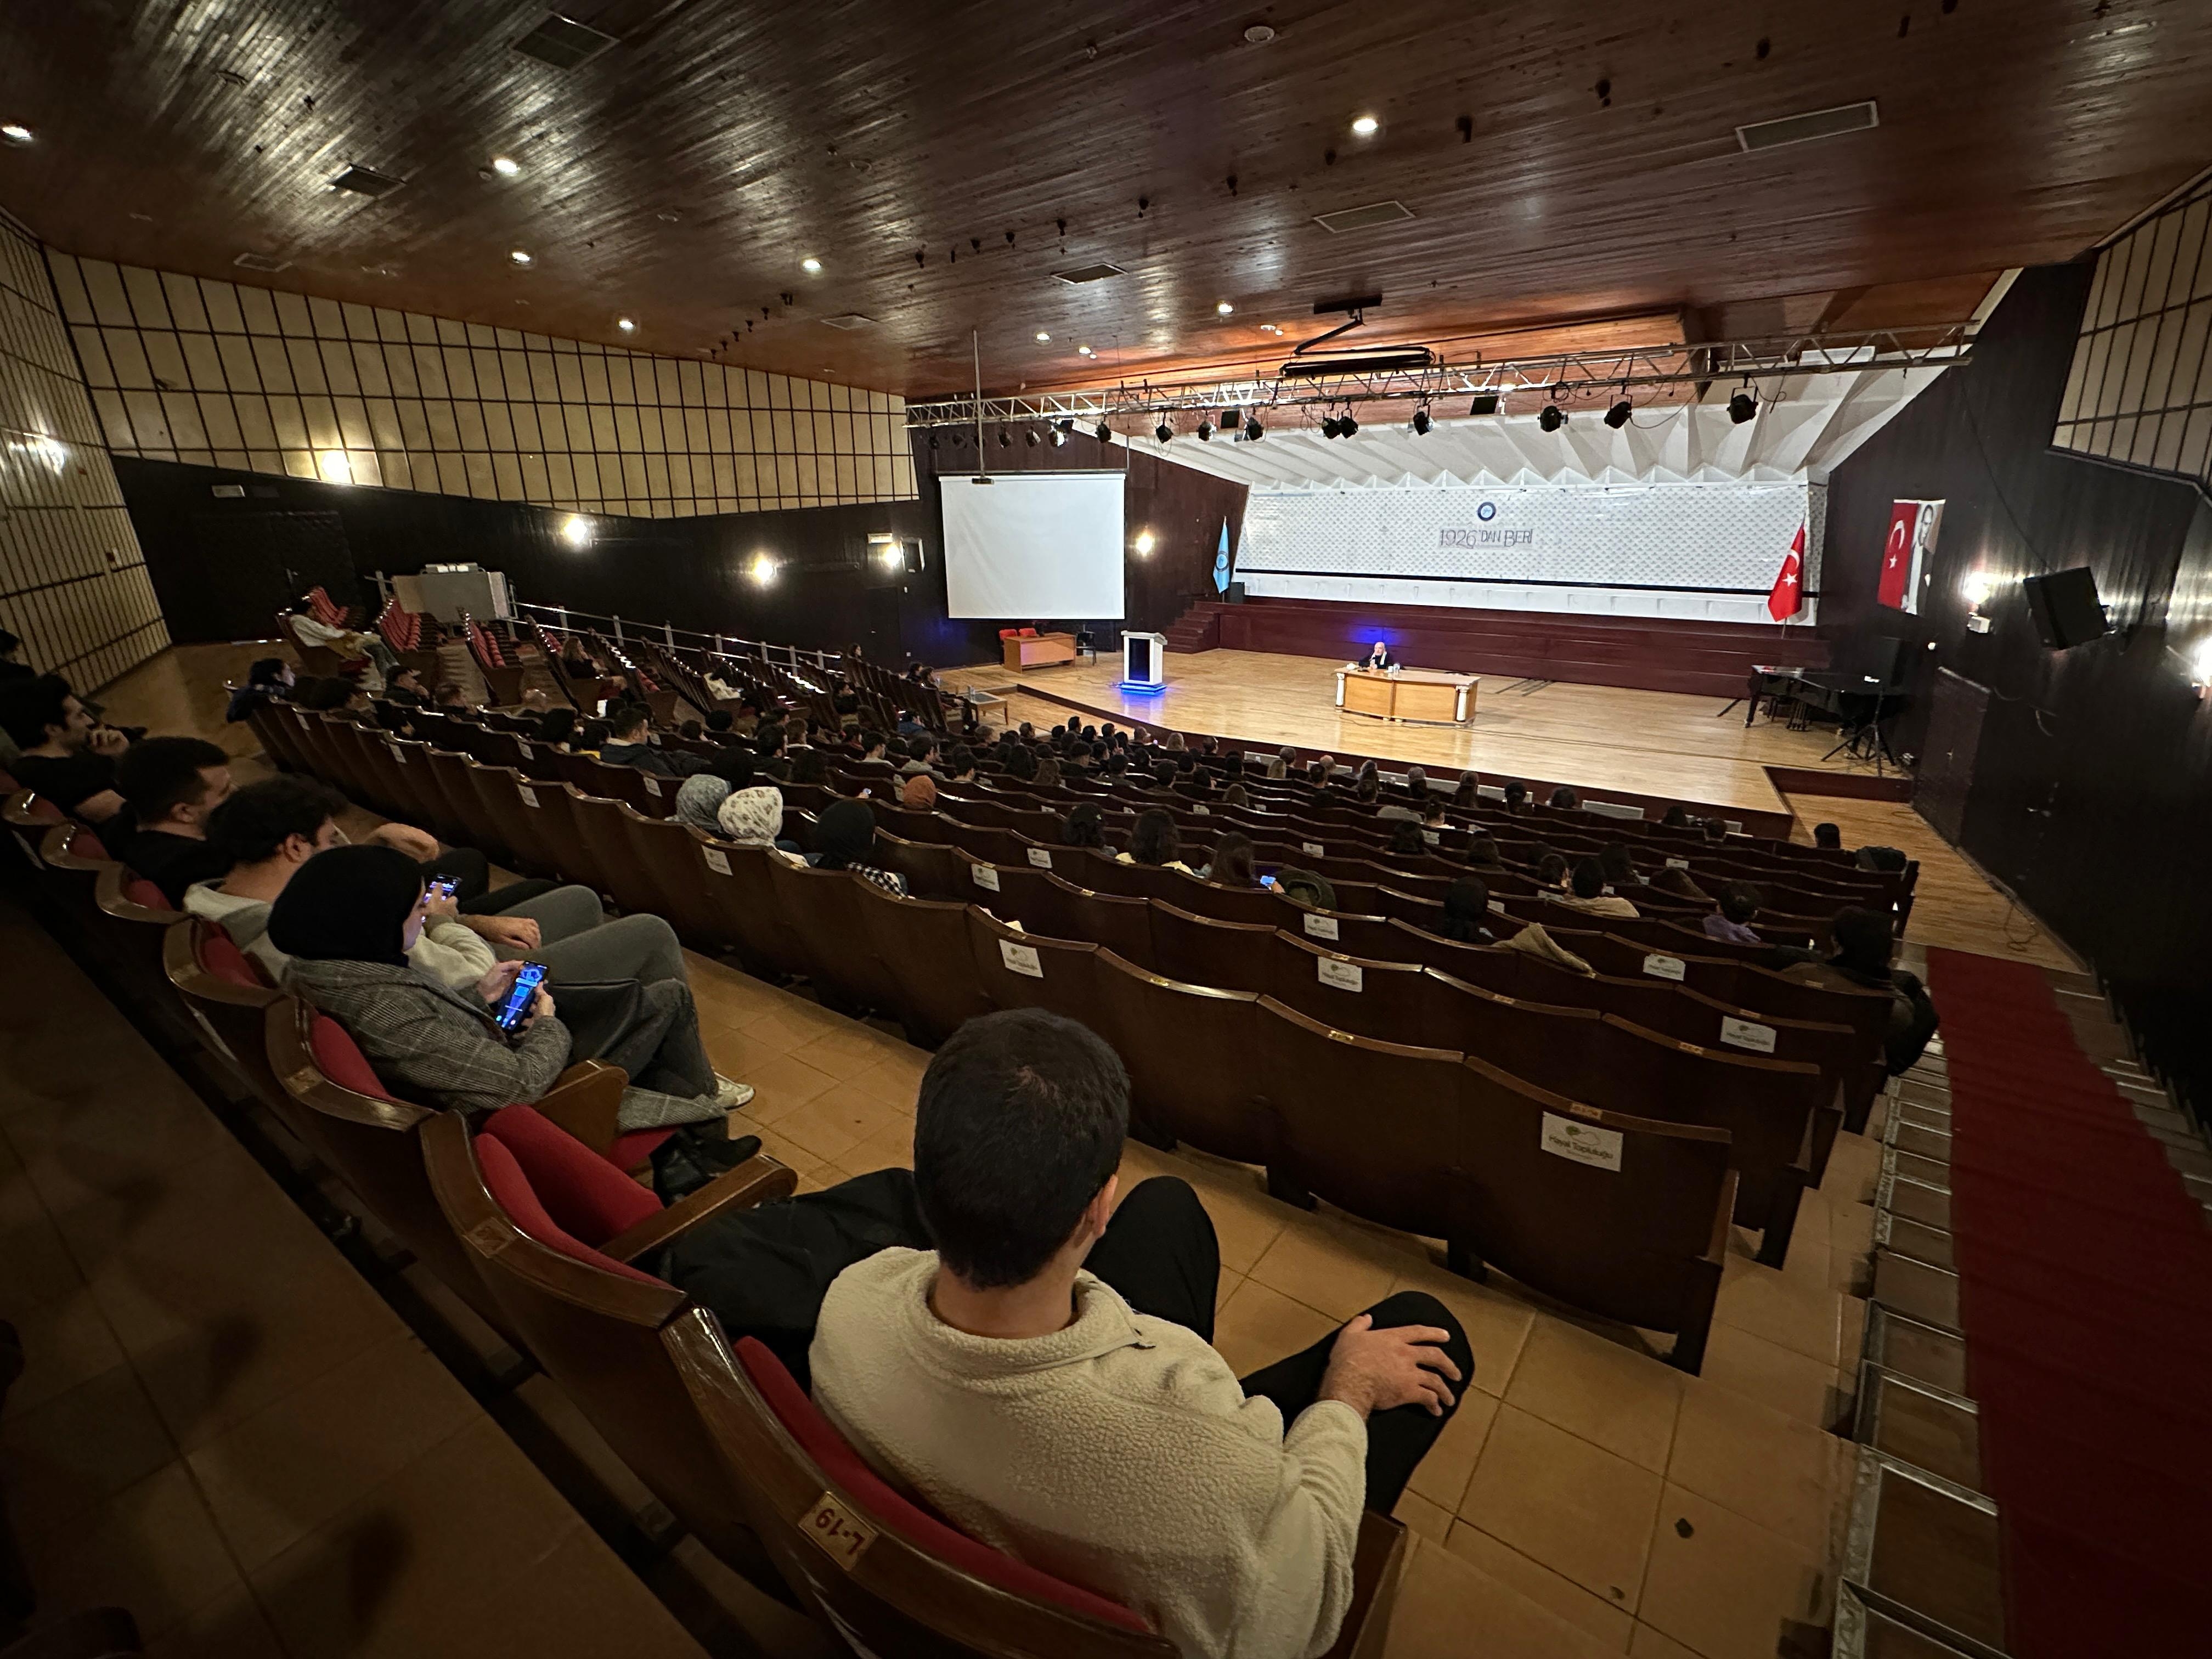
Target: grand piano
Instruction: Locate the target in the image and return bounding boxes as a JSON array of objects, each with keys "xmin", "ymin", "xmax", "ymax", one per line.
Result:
[{"xmin": 1746, "ymin": 662, "xmax": 1909, "ymax": 766}]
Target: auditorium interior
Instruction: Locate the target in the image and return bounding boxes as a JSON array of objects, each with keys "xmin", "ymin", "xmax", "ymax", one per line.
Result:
[{"xmin": 3, "ymin": 6, "xmax": 2210, "ymax": 1659}]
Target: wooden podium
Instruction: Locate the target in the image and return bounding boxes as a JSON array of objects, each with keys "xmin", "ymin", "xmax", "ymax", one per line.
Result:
[
  {"xmin": 1336, "ymin": 666, "xmax": 1479, "ymax": 724},
  {"xmin": 1001, "ymin": 631, "xmax": 1076, "ymax": 669}
]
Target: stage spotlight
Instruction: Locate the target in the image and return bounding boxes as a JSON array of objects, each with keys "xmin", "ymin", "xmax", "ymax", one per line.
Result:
[
  {"xmin": 1604, "ymin": 398, "xmax": 1632, "ymax": 429},
  {"xmin": 1094, "ymin": 419, "xmax": 1112, "ymax": 442},
  {"xmin": 1412, "ymin": 407, "xmax": 1432, "ymax": 436},
  {"xmin": 928, "ymin": 431, "xmax": 939, "ymax": 450},
  {"xmin": 1469, "ymin": 393, "xmax": 1499, "ymax": 416},
  {"xmin": 1321, "ymin": 415, "xmax": 1342, "ymax": 439},
  {"xmin": 1155, "ymin": 420, "xmax": 1173, "ymax": 443},
  {"xmin": 1340, "ymin": 411, "xmax": 1359, "ymax": 437},
  {"xmin": 1538, "ymin": 404, "xmax": 1565, "ymax": 433},
  {"xmin": 1244, "ymin": 416, "xmax": 1264, "ymax": 441},
  {"xmin": 1728, "ymin": 388, "xmax": 1758, "ymax": 424},
  {"xmin": 1049, "ymin": 425, "xmax": 1066, "ymax": 446},
  {"xmin": 1197, "ymin": 419, "xmax": 1214, "ymax": 441},
  {"xmin": 998, "ymin": 428, "xmax": 1011, "ymax": 447},
  {"xmin": 1025, "ymin": 428, "xmax": 1040, "ymax": 447}
]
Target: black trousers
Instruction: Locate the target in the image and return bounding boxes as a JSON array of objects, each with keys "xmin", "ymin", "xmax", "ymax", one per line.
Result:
[
  {"xmin": 416, "ymin": 847, "xmax": 561, "ymax": 915},
  {"xmin": 1084, "ymin": 1177, "xmax": 1470, "ymax": 1513}
]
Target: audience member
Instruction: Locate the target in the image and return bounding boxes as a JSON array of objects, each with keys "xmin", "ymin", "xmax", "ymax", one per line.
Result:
[
  {"xmin": 1596, "ymin": 843, "xmax": 1646, "ymax": 892},
  {"xmin": 898, "ymin": 735, "xmax": 940, "ymax": 780},
  {"xmin": 900, "ymin": 772, "xmax": 939, "ymax": 809},
  {"xmin": 600, "ymin": 706, "xmax": 706, "ymax": 777},
  {"xmin": 268, "ymin": 845, "xmax": 753, "ymax": 1145},
  {"xmin": 1122, "ymin": 808, "xmax": 1192, "ymax": 872},
  {"xmin": 1464, "ymin": 834, "xmax": 1502, "ymax": 868},
  {"xmin": 1781, "ymin": 906, "xmax": 1939, "ymax": 1074},
  {"xmin": 1, "ymin": 675, "xmax": 131, "ymax": 822},
  {"xmin": 1812, "ymin": 822, "xmax": 1843, "ymax": 850},
  {"xmin": 1703, "ymin": 882, "xmax": 1765, "ymax": 944},
  {"xmin": 810, "ymin": 799, "xmax": 908, "ymax": 894},
  {"xmin": 1547, "ymin": 786, "xmax": 1581, "ymax": 810},
  {"xmin": 1268, "ymin": 745, "xmax": 1295, "ymax": 780},
  {"xmin": 383, "ymin": 666, "xmax": 427, "ymax": 707},
  {"xmin": 789, "ymin": 747, "xmax": 831, "ymax": 786},
  {"xmin": 1501, "ymin": 779, "xmax": 1529, "ymax": 813},
  {"xmin": 1062, "ymin": 803, "xmax": 1106, "ymax": 848},
  {"xmin": 114, "ymin": 736, "xmax": 235, "ymax": 905},
  {"xmin": 283, "ymin": 598, "xmax": 396, "ymax": 686},
  {"xmin": 1702, "ymin": 815, "xmax": 1730, "ymax": 844},
  {"xmin": 1271, "ymin": 867, "xmax": 1336, "ymax": 910},
  {"xmin": 520, "ymin": 686, "xmax": 551, "ymax": 713},
  {"xmin": 1552, "ymin": 859, "xmax": 1639, "ymax": 917},
  {"xmin": 432, "ymin": 681, "xmax": 473, "ymax": 712},
  {"xmin": 706, "ymin": 709, "xmax": 736, "ymax": 735},
  {"xmin": 1221, "ymin": 782, "xmax": 1249, "ymax": 809},
  {"xmin": 1203, "ymin": 832, "xmax": 1257, "ymax": 887},
  {"xmin": 1386, "ymin": 819, "xmax": 1427, "ymax": 859},
  {"xmin": 715, "ymin": 785, "xmax": 793, "ymax": 854},
  {"xmin": 537, "ymin": 707, "xmax": 580, "ymax": 749},
  {"xmin": 224, "ymin": 658, "xmax": 293, "ymax": 723},
  {"xmin": 674, "ymin": 747, "xmax": 755, "ymax": 832},
  {"xmin": 1660, "ymin": 804, "xmax": 1693, "ymax": 828},
  {"xmin": 1032, "ymin": 754, "xmax": 1061, "ymax": 789},
  {"xmin": 1452, "ymin": 770, "xmax": 1480, "ymax": 809},
  {"xmin": 943, "ymin": 744, "xmax": 977, "ymax": 782},
  {"xmin": 1432, "ymin": 877, "xmax": 1496, "ymax": 944},
  {"xmin": 1534, "ymin": 850, "xmax": 1568, "ymax": 889},
  {"xmin": 811, "ymin": 1009, "xmax": 1469, "ymax": 1659},
  {"xmin": 0, "ymin": 627, "xmax": 31, "ymax": 685}
]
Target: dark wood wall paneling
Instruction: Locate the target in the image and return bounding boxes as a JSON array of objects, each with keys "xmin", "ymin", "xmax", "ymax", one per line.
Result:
[
  {"xmin": 113, "ymin": 455, "xmax": 1004, "ymax": 667},
  {"xmin": 910, "ymin": 426, "xmax": 1246, "ymax": 639},
  {"xmin": 1821, "ymin": 261, "xmax": 2212, "ymax": 1114}
]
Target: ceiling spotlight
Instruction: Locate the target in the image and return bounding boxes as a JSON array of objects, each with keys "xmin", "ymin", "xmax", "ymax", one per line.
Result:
[
  {"xmin": 801, "ymin": 256, "xmax": 822, "ymax": 273},
  {"xmin": 1351, "ymin": 114, "xmax": 1380, "ymax": 136},
  {"xmin": 0, "ymin": 124, "xmax": 32, "ymax": 146},
  {"xmin": 1469, "ymin": 393, "xmax": 1499, "ymax": 416},
  {"xmin": 928, "ymin": 431, "xmax": 940, "ymax": 450},
  {"xmin": 1339, "ymin": 411, "xmax": 1359, "ymax": 437},
  {"xmin": 1155, "ymin": 420, "xmax": 1174, "ymax": 443},
  {"xmin": 1728, "ymin": 388, "xmax": 1758, "ymax": 424},
  {"xmin": 1604, "ymin": 398, "xmax": 1633, "ymax": 429},
  {"xmin": 1134, "ymin": 529, "xmax": 1156, "ymax": 555},
  {"xmin": 1216, "ymin": 301, "xmax": 1234, "ymax": 315},
  {"xmin": 1244, "ymin": 416, "xmax": 1264, "ymax": 442},
  {"xmin": 1321, "ymin": 415, "xmax": 1342, "ymax": 439},
  {"xmin": 1197, "ymin": 419, "xmax": 1214, "ymax": 441},
  {"xmin": 1056, "ymin": 418, "xmax": 1076, "ymax": 437},
  {"xmin": 1035, "ymin": 330, "xmax": 1051, "ymax": 341},
  {"xmin": 1538, "ymin": 404, "xmax": 1565, "ymax": 433},
  {"xmin": 616, "ymin": 317, "xmax": 636, "ymax": 332},
  {"xmin": 490, "ymin": 155, "xmax": 520, "ymax": 176},
  {"xmin": 998, "ymin": 428, "xmax": 1011, "ymax": 447},
  {"xmin": 509, "ymin": 249, "xmax": 533, "ymax": 265},
  {"xmin": 560, "ymin": 515, "xmax": 591, "ymax": 547},
  {"xmin": 749, "ymin": 552, "xmax": 777, "ymax": 585},
  {"xmin": 1412, "ymin": 407, "xmax": 1432, "ymax": 436},
  {"xmin": 1025, "ymin": 428, "xmax": 1040, "ymax": 447},
  {"xmin": 1094, "ymin": 419, "xmax": 1112, "ymax": 442},
  {"xmin": 1077, "ymin": 344, "xmax": 1094, "ymax": 356},
  {"xmin": 1049, "ymin": 424, "xmax": 1068, "ymax": 447},
  {"xmin": 316, "ymin": 449, "xmax": 353, "ymax": 484}
]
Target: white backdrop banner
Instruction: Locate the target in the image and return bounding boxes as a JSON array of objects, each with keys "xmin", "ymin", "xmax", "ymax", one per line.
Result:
[{"xmin": 1237, "ymin": 481, "xmax": 1822, "ymax": 624}]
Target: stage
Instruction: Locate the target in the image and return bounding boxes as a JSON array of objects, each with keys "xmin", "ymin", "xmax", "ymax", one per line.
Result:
[{"xmin": 941, "ymin": 647, "xmax": 1866, "ymax": 823}]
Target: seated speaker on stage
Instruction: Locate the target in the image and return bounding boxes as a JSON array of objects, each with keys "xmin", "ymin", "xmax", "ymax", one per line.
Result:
[{"xmin": 1359, "ymin": 640, "xmax": 1396, "ymax": 670}]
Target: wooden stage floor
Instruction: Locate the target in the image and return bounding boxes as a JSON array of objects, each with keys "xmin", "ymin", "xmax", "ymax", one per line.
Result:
[{"xmin": 941, "ymin": 647, "xmax": 2081, "ymax": 970}]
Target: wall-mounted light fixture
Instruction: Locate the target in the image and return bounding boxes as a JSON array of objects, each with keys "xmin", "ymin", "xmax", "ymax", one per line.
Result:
[
  {"xmin": 1133, "ymin": 528, "xmax": 1155, "ymax": 556},
  {"xmin": 749, "ymin": 552, "xmax": 777, "ymax": 585}
]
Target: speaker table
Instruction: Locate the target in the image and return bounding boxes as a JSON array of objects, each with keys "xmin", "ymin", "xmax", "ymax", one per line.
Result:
[{"xmin": 1335, "ymin": 666, "xmax": 1479, "ymax": 724}]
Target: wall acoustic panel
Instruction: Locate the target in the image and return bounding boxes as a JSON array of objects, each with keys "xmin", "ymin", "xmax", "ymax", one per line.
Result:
[
  {"xmin": 42, "ymin": 251, "xmax": 917, "ymax": 521},
  {"xmin": 2051, "ymin": 173, "xmax": 2212, "ymax": 484},
  {"xmin": 0, "ymin": 216, "xmax": 167, "ymax": 691},
  {"xmin": 1236, "ymin": 479, "xmax": 1821, "ymax": 625}
]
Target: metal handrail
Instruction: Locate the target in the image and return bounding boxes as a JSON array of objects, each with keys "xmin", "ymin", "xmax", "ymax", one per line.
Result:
[{"xmin": 511, "ymin": 600, "xmax": 843, "ymax": 674}]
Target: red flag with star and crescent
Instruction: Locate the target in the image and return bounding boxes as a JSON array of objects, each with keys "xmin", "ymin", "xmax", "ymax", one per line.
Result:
[
  {"xmin": 1878, "ymin": 503, "xmax": 1920, "ymax": 610},
  {"xmin": 1766, "ymin": 522, "xmax": 1805, "ymax": 622}
]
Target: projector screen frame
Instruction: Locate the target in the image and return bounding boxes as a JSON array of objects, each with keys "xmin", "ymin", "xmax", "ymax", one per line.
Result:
[{"xmin": 940, "ymin": 468, "xmax": 1127, "ymax": 620}]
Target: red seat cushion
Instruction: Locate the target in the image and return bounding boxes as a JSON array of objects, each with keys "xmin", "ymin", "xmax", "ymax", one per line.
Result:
[
  {"xmin": 473, "ymin": 1132, "xmax": 663, "ymax": 1286},
  {"xmin": 308, "ymin": 1011, "xmax": 402, "ymax": 1103},
  {"xmin": 72, "ymin": 827, "xmax": 110, "ymax": 860},
  {"xmin": 196, "ymin": 927, "xmax": 271, "ymax": 989},
  {"xmin": 612, "ymin": 1126, "xmax": 674, "ymax": 1168},
  {"xmin": 482, "ymin": 1103, "xmax": 660, "ymax": 1244},
  {"xmin": 732, "ymin": 1337, "xmax": 1152, "ymax": 1634},
  {"xmin": 123, "ymin": 875, "xmax": 170, "ymax": 911},
  {"xmin": 1018, "ymin": 627, "xmax": 1038, "ymax": 637}
]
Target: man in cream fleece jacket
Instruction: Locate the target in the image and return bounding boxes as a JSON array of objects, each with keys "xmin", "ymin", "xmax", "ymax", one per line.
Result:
[{"xmin": 811, "ymin": 1010, "xmax": 1472, "ymax": 1659}]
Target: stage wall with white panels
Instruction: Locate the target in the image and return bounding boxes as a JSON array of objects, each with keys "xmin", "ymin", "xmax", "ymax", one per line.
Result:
[{"xmin": 1237, "ymin": 479, "xmax": 1823, "ymax": 624}]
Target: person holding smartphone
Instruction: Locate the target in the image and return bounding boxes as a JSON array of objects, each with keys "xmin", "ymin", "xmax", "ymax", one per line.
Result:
[{"xmin": 269, "ymin": 846, "xmax": 753, "ymax": 1158}]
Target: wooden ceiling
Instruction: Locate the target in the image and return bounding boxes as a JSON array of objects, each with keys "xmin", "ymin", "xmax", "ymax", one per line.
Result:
[{"xmin": 0, "ymin": 1, "xmax": 2203, "ymax": 400}]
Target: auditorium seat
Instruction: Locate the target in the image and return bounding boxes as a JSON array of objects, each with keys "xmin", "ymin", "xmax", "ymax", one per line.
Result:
[
  {"xmin": 849, "ymin": 881, "xmax": 993, "ymax": 1046},
  {"xmin": 768, "ymin": 856, "xmax": 902, "ymax": 1013},
  {"xmin": 1148, "ymin": 900, "xmax": 1276, "ymax": 988},
  {"xmin": 965, "ymin": 905, "xmax": 1105, "ymax": 1028},
  {"xmin": 417, "ymin": 1106, "xmax": 797, "ymax": 1584},
  {"xmin": 164, "ymin": 918, "xmax": 289, "ymax": 1113},
  {"xmin": 567, "ymin": 792, "xmax": 672, "ymax": 919},
  {"xmin": 667, "ymin": 1320, "xmax": 1410, "ymax": 1658}
]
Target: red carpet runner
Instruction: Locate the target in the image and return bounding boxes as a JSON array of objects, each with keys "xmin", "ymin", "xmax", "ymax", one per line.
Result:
[{"xmin": 1926, "ymin": 950, "xmax": 2212, "ymax": 1658}]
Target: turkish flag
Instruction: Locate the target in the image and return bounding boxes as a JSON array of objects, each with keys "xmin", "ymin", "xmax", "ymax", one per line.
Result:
[
  {"xmin": 1767, "ymin": 522, "xmax": 1806, "ymax": 621},
  {"xmin": 1878, "ymin": 502, "xmax": 1920, "ymax": 611}
]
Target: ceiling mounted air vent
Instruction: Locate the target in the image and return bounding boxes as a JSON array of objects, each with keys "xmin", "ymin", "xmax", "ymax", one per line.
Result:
[
  {"xmin": 820, "ymin": 313, "xmax": 877, "ymax": 329},
  {"xmin": 1736, "ymin": 100, "xmax": 1879, "ymax": 152},
  {"xmin": 328, "ymin": 163, "xmax": 405, "ymax": 198},
  {"xmin": 512, "ymin": 12, "xmax": 619, "ymax": 69},
  {"xmin": 1313, "ymin": 200, "xmax": 1415, "ymax": 234},
  {"xmin": 1052, "ymin": 262, "xmax": 1128, "ymax": 285},
  {"xmin": 233, "ymin": 251, "xmax": 290, "ymax": 273}
]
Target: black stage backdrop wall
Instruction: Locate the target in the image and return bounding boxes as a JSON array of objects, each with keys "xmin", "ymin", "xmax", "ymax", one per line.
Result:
[
  {"xmin": 116, "ymin": 429, "xmax": 1245, "ymax": 667},
  {"xmin": 1821, "ymin": 261, "xmax": 2212, "ymax": 1113}
]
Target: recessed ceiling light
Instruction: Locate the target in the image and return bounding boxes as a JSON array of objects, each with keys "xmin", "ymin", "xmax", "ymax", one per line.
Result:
[
  {"xmin": 1077, "ymin": 345, "xmax": 1094, "ymax": 356},
  {"xmin": 616, "ymin": 317, "xmax": 636, "ymax": 332},
  {"xmin": 1244, "ymin": 24, "xmax": 1276, "ymax": 44},
  {"xmin": 1216, "ymin": 301, "xmax": 1234, "ymax": 315},
  {"xmin": 1351, "ymin": 114, "xmax": 1380, "ymax": 136},
  {"xmin": 0, "ymin": 123, "xmax": 32, "ymax": 146},
  {"xmin": 801, "ymin": 256, "xmax": 822, "ymax": 273},
  {"xmin": 490, "ymin": 155, "xmax": 520, "ymax": 176},
  {"xmin": 1260, "ymin": 323, "xmax": 1283, "ymax": 335},
  {"xmin": 509, "ymin": 249, "xmax": 533, "ymax": 264},
  {"xmin": 1035, "ymin": 330, "xmax": 1051, "ymax": 342}
]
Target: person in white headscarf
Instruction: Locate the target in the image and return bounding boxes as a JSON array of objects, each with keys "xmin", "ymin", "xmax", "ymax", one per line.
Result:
[{"xmin": 716, "ymin": 783, "xmax": 800, "ymax": 862}]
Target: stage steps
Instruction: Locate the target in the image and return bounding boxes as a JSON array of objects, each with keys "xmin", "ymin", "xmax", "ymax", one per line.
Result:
[{"xmin": 1163, "ymin": 598, "xmax": 1224, "ymax": 653}]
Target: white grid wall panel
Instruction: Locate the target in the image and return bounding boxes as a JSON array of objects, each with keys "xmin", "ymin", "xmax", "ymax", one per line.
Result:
[
  {"xmin": 0, "ymin": 220, "xmax": 167, "ymax": 691},
  {"xmin": 43, "ymin": 252, "xmax": 917, "ymax": 518}
]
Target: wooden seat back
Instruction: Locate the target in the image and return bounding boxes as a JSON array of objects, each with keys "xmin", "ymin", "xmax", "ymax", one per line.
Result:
[
  {"xmin": 849, "ymin": 881, "xmax": 992, "ymax": 1047},
  {"xmin": 1090, "ymin": 952, "xmax": 1271, "ymax": 1164}
]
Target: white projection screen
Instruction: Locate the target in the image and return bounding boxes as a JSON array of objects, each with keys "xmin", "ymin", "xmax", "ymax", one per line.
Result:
[{"xmin": 940, "ymin": 471, "xmax": 1126, "ymax": 619}]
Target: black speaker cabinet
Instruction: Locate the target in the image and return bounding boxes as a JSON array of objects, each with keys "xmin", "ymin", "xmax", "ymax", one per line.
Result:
[
  {"xmin": 2022, "ymin": 567, "xmax": 2108, "ymax": 648},
  {"xmin": 1225, "ymin": 582, "xmax": 1246, "ymax": 603}
]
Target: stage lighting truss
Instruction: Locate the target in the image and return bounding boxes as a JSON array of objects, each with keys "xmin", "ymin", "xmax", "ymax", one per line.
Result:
[{"xmin": 899, "ymin": 323, "xmax": 1976, "ymax": 436}]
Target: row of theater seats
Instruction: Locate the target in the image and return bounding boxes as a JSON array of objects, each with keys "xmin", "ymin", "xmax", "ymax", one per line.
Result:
[
  {"xmin": 249, "ymin": 701, "xmax": 1888, "ymax": 1353},
  {"xmin": 1, "ymin": 776, "xmax": 1392, "ymax": 1656}
]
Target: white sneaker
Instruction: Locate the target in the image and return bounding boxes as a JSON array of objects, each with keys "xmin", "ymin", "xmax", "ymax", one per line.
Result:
[{"xmin": 712, "ymin": 1075, "xmax": 755, "ymax": 1110}]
